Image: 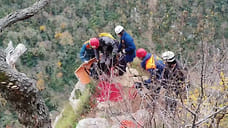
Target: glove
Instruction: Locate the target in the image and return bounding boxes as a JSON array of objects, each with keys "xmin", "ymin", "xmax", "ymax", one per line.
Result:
[
  {"xmin": 112, "ymin": 52, "xmax": 117, "ymax": 56},
  {"xmin": 144, "ymin": 79, "xmax": 151, "ymax": 84},
  {"xmin": 112, "ymin": 52, "xmax": 118, "ymax": 59},
  {"xmin": 134, "ymin": 82, "xmax": 142, "ymax": 89},
  {"xmin": 122, "ymin": 49, "xmax": 126, "ymax": 54}
]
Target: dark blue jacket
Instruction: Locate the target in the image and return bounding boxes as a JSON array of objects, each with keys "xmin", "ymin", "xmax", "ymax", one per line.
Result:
[
  {"xmin": 141, "ymin": 53, "xmax": 165, "ymax": 79},
  {"xmin": 80, "ymin": 43, "xmax": 95, "ymax": 62},
  {"xmin": 118, "ymin": 31, "xmax": 136, "ymax": 63}
]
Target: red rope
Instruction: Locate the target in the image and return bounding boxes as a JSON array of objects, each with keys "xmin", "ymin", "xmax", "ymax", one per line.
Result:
[{"xmin": 128, "ymin": 84, "xmax": 138, "ymax": 99}]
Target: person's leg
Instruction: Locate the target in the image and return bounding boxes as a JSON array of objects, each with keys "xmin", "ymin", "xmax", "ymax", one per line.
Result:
[
  {"xmin": 89, "ymin": 63, "xmax": 99, "ymax": 80},
  {"xmin": 124, "ymin": 55, "xmax": 131, "ymax": 72},
  {"xmin": 118, "ymin": 54, "xmax": 127, "ymax": 75},
  {"xmin": 99, "ymin": 55, "xmax": 106, "ymax": 72}
]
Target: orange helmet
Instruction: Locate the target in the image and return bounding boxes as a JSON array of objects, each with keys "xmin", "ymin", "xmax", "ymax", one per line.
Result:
[
  {"xmin": 136, "ymin": 48, "xmax": 147, "ymax": 58},
  {"xmin": 90, "ymin": 38, "xmax": 99, "ymax": 49}
]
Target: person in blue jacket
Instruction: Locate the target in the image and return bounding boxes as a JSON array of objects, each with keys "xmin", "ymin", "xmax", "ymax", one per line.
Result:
[
  {"xmin": 114, "ymin": 25, "xmax": 136, "ymax": 63},
  {"xmin": 136, "ymin": 48, "xmax": 165, "ymax": 83},
  {"xmin": 80, "ymin": 40, "xmax": 95, "ymax": 63}
]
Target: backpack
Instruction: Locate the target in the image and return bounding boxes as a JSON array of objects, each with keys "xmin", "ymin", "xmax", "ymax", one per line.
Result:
[{"xmin": 99, "ymin": 33, "xmax": 115, "ymax": 40}]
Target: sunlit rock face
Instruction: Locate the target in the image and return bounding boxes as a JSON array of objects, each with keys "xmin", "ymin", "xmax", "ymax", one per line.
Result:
[{"xmin": 76, "ymin": 118, "xmax": 109, "ymax": 128}]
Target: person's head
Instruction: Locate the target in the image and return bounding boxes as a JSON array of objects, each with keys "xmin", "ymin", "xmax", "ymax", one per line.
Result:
[
  {"xmin": 115, "ymin": 25, "xmax": 124, "ymax": 37},
  {"xmin": 136, "ymin": 48, "xmax": 147, "ymax": 60},
  {"xmin": 162, "ymin": 51, "xmax": 176, "ymax": 67},
  {"xmin": 89, "ymin": 38, "xmax": 99, "ymax": 49}
]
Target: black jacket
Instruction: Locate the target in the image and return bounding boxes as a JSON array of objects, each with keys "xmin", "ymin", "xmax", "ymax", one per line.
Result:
[
  {"xmin": 94, "ymin": 36, "xmax": 119, "ymax": 60},
  {"xmin": 162, "ymin": 60, "xmax": 186, "ymax": 89}
]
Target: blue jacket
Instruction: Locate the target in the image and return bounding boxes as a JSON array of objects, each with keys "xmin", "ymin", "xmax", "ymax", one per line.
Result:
[
  {"xmin": 141, "ymin": 53, "xmax": 165, "ymax": 79},
  {"xmin": 80, "ymin": 43, "xmax": 95, "ymax": 62},
  {"xmin": 118, "ymin": 32, "xmax": 136, "ymax": 63}
]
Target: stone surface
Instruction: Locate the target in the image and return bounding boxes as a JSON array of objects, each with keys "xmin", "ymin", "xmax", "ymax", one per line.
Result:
[
  {"xmin": 110, "ymin": 109, "xmax": 149, "ymax": 127},
  {"xmin": 69, "ymin": 83, "xmax": 81, "ymax": 112},
  {"xmin": 114, "ymin": 68, "xmax": 140, "ymax": 87},
  {"xmin": 75, "ymin": 81, "xmax": 86, "ymax": 92},
  {"xmin": 76, "ymin": 118, "xmax": 110, "ymax": 128}
]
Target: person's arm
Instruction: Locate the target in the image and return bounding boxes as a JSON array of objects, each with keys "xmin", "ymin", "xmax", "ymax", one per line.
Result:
[
  {"xmin": 80, "ymin": 45, "xmax": 86, "ymax": 62},
  {"xmin": 140, "ymin": 60, "xmax": 153, "ymax": 83},
  {"xmin": 94, "ymin": 49, "xmax": 99, "ymax": 60},
  {"xmin": 160, "ymin": 68, "xmax": 169, "ymax": 89},
  {"xmin": 112, "ymin": 40, "xmax": 119, "ymax": 54},
  {"xmin": 144, "ymin": 69, "xmax": 154, "ymax": 83},
  {"xmin": 118, "ymin": 41, "xmax": 122, "ymax": 53}
]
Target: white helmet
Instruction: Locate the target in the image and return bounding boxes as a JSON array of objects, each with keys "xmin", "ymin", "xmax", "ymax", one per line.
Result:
[
  {"xmin": 115, "ymin": 25, "xmax": 124, "ymax": 34},
  {"xmin": 162, "ymin": 51, "xmax": 175, "ymax": 62}
]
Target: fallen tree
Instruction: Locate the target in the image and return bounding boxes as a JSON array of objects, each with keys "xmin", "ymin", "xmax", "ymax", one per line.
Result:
[
  {"xmin": 0, "ymin": 0, "xmax": 52, "ymax": 127},
  {"xmin": 0, "ymin": 49, "xmax": 51, "ymax": 128}
]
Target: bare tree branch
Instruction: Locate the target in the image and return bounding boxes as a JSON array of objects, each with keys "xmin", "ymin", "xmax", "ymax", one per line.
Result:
[
  {"xmin": 0, "ymin": 0, "xmax": 51, "ymax": 32},
  {"xmin": 195, "ymin": 106, "xmax": 228, "ymax": 126},
  {"xmin": 185, "ymin": 106, "xmax": 228, "ymax": 127},
  {"xmin": 191, "ymin": 39, "xmax": 206, "ymax": 128},
  {"xmin": 180, "ymin": 102, "xmax": 196, "ymax": 116}
]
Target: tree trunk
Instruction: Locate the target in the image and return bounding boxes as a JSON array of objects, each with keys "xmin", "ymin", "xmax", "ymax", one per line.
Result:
[
  {"xmin": 0, "ymin": 0, "xmax": 51, "ymax": 32},
  {"xmin": 0, "ymin": 49, "xmax": 51, "ymax": 128}
]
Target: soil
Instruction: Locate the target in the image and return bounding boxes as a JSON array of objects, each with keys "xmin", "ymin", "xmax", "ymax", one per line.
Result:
[{"xmin": 82, "ymin": 68, "xmax": 147, "ymax": 127}]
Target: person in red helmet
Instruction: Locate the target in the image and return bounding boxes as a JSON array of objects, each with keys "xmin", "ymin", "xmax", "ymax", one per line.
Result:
[
  {"xmin": 136, "ymin": 48, "xmax": 165, "ymax": 83},
  {"xmin": 79, "ymin": 40, "xmax": 95, "ymax": 63},
  {"xmin": 90, "ymin": 35, "xmax": 119, "ymax": 72}
]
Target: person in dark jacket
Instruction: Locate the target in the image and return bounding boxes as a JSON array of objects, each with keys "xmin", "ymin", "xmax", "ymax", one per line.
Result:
[
  {"xmin": 89, "ymin": 36, "xmax": 119, "ymax": 73},
  {"xmin": 136, "ymin": 48, "xmax": 165, "ymax": 84},
  {"xmin": 161, "ymin": 51, "xmax": 187, "ymax": 111},
  {"xmin": 79, "ymin": 40, "xmax": 95, "ymax": 63},
  {"xmin": 161, "ymin": 51, "xmax": 186, "ymax": 96},
  {"xmin": 115, "ymin": 25, "xmax": 136, "ymax": 63}
]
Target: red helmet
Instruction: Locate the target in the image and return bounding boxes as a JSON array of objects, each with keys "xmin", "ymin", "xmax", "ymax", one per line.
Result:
[
  {"xmin": 90, "ymin": 38, "xmax": 99, "ymax": 49},
  {"xmin": 136, "ymin": 48, "xmax": 147, "ymax": 58}
]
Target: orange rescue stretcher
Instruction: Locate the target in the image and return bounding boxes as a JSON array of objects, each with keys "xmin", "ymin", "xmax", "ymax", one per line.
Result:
[{"xmin": 74, "ymin": 58, "xmax": 97, "ymax": 84}]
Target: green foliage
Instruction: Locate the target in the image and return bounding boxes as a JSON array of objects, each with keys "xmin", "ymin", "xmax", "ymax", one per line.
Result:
[
  {"xmin": 41, "ymin": 90, "xmax": 58, "ymax": 112},
  {"xmin": 151, "ymin": 0, "xmax": 228, "ymax": 64},
  {"xmin": 87, "ymin": 82, "xmax": 96, "ymax": 94},
  {"xmin": 55, "ymin": 103, "xmax": 75, "ymax": 128},
  {"xmin": 74, "ymin": 89, "xmax": 82, "ymax": 99},
  {"xmin": 75, "ymin": 87, "xmax": 91, "ymax": 115},
  {"xmin": 21, "ymin": 50, "xmax": 44, "ymax": 67},
  {"xmin": 55, "ymin": 85, "xmax": 92, "ymax": 128},
  {"xmin": 0, "ymin": 107, "xmax": 22, "ymax": 128}
]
